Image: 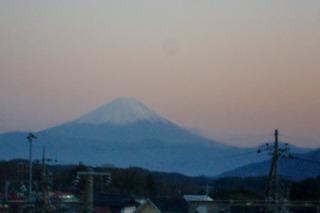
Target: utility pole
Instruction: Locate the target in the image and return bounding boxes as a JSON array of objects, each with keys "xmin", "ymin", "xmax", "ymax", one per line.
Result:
[
  {"xmin": 41, "ymin": 146, "xmax": 47, "ymax": 213},
  {"xmin": 258, "ymin": 129, "xmax": 290, "ymax": 212},
  {"xmin": 77, "ymin": 169, "xmax": 111, "ymax": 213},
  {"xmin": 27, "ymin": 133, "xmax": 37, "ymax": 202},
  {"xmin": 267, "ymin": 129, "xmax": 279, "ymax": 201},
  {"xmin": 38, "ymin": 146, "xmax": 57, "ymax": 212}
]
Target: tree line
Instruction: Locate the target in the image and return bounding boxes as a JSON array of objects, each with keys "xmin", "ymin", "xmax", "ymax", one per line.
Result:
[{"xmin": 0, "ymin": 159, "xmax": 319, "ymax": 201}]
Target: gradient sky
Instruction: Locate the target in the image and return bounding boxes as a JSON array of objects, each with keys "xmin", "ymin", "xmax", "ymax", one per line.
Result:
[{"xmin": 1, "ymin": 1, "xmax": 319, "ymax": 148}]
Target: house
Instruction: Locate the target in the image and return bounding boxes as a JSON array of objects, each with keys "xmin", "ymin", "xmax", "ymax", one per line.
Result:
[
  {"xmin": 133, "ymin": 197, "xmax": 188, "ymax": 213},
  {"xmin": 183, "ymin": 195, "xmax": 213, "ymax": 213},
  {"xmin": 132, "ymin": 200, "xmax": 159, "ymax": 213},
  {"xmin": 94, "ymin": 193, "xmax": 139, "ymax": 213},
  {"xmin": 134, "ymin": 195, "xmax": 231, "ymax": 213}
]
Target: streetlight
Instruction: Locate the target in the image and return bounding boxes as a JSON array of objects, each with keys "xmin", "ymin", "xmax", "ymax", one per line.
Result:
[{"xmin": 27, "ymin": 133, "xmax": 37, "ymax": 201}]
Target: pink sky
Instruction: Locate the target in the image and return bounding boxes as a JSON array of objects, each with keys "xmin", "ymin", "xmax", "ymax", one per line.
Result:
[{"xmin": 0, "ymin": 1, "xmax": 319, "ymax": 147}]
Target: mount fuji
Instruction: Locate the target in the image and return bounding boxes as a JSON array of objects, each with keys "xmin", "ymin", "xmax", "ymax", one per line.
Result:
[
  {"xmin": 0, "ymin": 97, "xmax": 275, "ymax": 176},
  {"xmin": 42, "ymin": 97, "xmax": 228, "ymax": 147}
]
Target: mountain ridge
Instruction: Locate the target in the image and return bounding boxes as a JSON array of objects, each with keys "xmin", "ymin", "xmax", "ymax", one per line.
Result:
[
  {"xmin": 0, "ymin": 97, "xmax": 316, "ymax": 177},
  {"xmin": 220, "ymin": 148, "xmax": 320, "ymax": 180}
]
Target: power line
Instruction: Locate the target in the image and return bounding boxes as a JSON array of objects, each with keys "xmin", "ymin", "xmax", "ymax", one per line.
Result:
[{"xmin": 288, "ymin": 154, "xmax": 320, "ymax": 165}]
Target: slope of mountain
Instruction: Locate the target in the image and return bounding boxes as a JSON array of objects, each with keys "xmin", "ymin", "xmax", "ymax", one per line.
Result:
[
  {"xmin": 0, "ymin": 97, "xmax": 315, "ymax": 177},
  {"xmin": 220, "ymin": 148, "xmax": 320, "ymax": 180}
]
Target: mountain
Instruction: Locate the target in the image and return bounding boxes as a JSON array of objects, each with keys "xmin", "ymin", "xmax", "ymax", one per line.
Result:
[
  {"xmin": 74, "ymin": 97, "xmax": 163, "ymax": 125},
  {"xmin": 220, "ymin": 148, "xmax": 320, "ymax": 181},
  {"xmin": 0, "ymin": 97, "xmax": 313, "ymax": 177}
]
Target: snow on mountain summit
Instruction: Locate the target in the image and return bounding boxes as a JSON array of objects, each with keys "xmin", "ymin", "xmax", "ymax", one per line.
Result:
[{"xmin": 74, "ymin": 97, "xmax": 164, "ymax": 125}]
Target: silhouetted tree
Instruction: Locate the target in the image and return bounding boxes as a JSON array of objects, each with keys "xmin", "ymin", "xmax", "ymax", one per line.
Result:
[
  {"xmin": 146, "ymin": 174, "xmax": 157, "ymax": 196},
  {"xmin": 290, "ymin": 177, "xmax": 320, "ymax": 200}
]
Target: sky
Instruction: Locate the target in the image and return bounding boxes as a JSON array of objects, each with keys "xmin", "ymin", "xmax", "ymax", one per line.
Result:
[{"xmin": 1, "ymin": 1, "xmax": 319, "ymax": 148}]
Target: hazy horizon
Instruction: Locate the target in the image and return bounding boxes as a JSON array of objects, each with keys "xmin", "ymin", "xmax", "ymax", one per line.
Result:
[{"xmin": 1, "ymin": 1, "xmax": 319, "ymax": 148}]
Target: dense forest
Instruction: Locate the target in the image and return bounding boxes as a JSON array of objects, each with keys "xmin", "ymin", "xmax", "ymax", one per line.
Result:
[{"xmin": 0, "ymin": 159, "xmax": 319, "ymax": 201}]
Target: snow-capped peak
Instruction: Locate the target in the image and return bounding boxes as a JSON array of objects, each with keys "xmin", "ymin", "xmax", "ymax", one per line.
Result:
[{"xmin": 74, "ymin": 97, "xmax": 163, "ymax": 125}]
